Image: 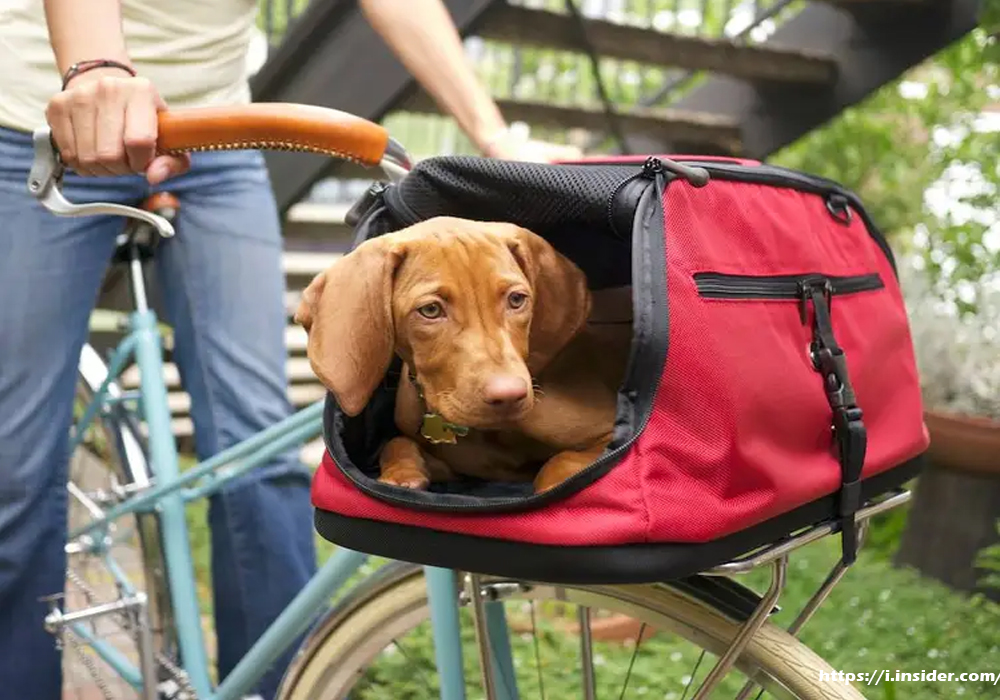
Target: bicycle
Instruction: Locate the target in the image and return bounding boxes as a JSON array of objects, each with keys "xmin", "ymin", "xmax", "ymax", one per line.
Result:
[{"xmin": 27, "ymin": 104, "xmax": 909, "ymax": 700}]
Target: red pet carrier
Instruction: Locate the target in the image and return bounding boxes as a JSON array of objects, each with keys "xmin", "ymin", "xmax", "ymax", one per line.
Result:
[{"xmin": 310, "ymin": 154, "xmax": 928, "ymax": 584}]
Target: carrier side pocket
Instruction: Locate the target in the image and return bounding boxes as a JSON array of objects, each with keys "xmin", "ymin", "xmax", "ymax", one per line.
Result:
[{"xmin": 693, "ymin": 270, "xmax": 877, "ymax": 563}]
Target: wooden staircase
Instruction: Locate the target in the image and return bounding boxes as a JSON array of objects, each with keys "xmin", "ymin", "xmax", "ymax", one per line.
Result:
[
  {"xmin": 252, "ymin": 0, "xmax": 982, "ymax": 211},
  {"xmin": 93, "ymin": 0, "xmax": 983, "ymax": 454}
]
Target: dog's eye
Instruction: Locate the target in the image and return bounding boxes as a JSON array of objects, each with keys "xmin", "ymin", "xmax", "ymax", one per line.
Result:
[
  {"xmin": 417, "ymin": 302, "xmax": 444, "ymax": 319},
  {"xmin": 508, "ymin": 291, "xmax": 528, "ymax": 309}
]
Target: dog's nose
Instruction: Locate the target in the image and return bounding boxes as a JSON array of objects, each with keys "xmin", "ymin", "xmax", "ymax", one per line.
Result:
[{"xmin": 482, "ymin": 375, "xmax": 528, "ymax": 407}]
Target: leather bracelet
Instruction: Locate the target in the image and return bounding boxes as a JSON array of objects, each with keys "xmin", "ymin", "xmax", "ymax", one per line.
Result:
[{"xmin": 61, "ymin": 59, "xmax": 136, "ymax": 90}]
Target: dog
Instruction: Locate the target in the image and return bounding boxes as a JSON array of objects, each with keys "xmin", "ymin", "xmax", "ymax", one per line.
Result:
[{"xmin": 294, "ymin": 216, "xmax": 631, "ymax": 493}]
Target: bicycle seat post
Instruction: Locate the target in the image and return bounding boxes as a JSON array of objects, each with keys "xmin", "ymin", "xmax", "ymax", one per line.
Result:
[
  {"xmin": 119, "ymin": 193, "xmax": 179, "ymax": 314},
  {"xmin": 123, "ymin": 222, "xmax": 151, "ymax": 314}
]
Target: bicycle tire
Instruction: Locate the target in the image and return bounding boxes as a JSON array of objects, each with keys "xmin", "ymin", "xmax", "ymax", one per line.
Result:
[{"xmin": 276, "ymin": 561, "xmax": 865, "ymax": 700}]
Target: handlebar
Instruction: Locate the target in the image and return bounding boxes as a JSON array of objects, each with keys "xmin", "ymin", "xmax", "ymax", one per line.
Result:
[
  {"xmin": 156, "ymin": 104, "xmax": 391, "ymax": 166},
  {"xmin": 27, "ymin": 103, "xmax": 413, "ymax": 238}
]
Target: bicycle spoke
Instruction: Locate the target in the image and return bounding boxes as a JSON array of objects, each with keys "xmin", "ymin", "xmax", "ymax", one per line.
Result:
[
  {"xmin": 616, "ymin": 622, "xmax": 647, "ymax": 700},
  {"xmin": 388, "ymin": 636, "xmax": 440, "ymax": 692},
  {"xmin": 679, "ymin": 649, "xmax": 707, "ymax": 700},
  {"xmin": 529, "ymin": 599, "xmax": 546, "ymax": 700}
]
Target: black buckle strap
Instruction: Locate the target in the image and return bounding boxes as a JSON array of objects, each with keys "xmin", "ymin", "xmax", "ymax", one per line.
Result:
[{"xmin": 802, "ymin": 282, "xmax": 867, "ymax": 564}]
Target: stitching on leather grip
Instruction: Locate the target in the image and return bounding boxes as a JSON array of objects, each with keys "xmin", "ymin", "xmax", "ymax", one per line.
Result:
[{"xmin": 159, "ymin": 140, "xmax": 375, "ymax": 165}]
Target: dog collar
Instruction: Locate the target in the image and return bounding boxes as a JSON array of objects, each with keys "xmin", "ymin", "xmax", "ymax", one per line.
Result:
[{"xmin": 407, "ymin": 370, "xmax": 470, "ymax": 445}]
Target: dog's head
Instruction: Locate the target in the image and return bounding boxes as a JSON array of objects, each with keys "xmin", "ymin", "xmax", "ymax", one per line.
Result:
[{"xmin": 295, "ymin": 216, "xmax": 591, "ymax": 428}]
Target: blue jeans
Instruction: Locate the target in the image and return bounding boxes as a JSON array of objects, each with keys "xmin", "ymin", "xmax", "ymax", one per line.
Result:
[{"xmin": 0, "ymin": 126, "xmax": 317, "ymax": 699}]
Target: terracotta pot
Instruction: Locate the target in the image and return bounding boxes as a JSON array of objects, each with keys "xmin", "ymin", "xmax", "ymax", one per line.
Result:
[
  {"xmin": 924, "ymin": 409, "xmax": 1000, "ymax": 477},
  {"xmin": 582, "ymin": 614, "xmax": 657, "ymax": 642}
]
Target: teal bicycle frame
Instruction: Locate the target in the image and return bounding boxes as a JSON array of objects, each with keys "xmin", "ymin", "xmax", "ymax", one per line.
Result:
[{"xmin": 30, "ymin": 125, "xmax": 521, "ymax": 700}]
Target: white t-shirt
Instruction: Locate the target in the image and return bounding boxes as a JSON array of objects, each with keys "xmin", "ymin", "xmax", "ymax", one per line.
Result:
[{"xmin": 0, "ymin": 0, "xmax": 259, "ymax": 132}]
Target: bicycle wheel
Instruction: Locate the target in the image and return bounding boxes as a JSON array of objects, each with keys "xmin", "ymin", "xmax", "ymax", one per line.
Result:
[
  {"xmin": 63, "ymin": 343, "xmax": 182, "ymax": 699},
  {"xmin": 277, "ymin": 561, "xmax": 864, "ymax": 700}
]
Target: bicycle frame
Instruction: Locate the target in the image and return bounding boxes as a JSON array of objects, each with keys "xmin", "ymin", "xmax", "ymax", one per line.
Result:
[
  {"xmin": 34, "ymin": 119, "xmax": 913, "ymax": 700},
  {"xmin": 72, "ymin": 308, "xmax": 485, "ymax": 700},
  {"xmin": 33, "ymin": 126, "xmax": 516, "ymax": 700}
]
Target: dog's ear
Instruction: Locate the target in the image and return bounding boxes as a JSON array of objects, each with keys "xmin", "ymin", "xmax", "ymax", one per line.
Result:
[
  {"xmin": 504, "ymin": 226, "xmax": 591, "ymax": 373},
  {"xmin": 294, "ymin": 237, "xmax": 405, "ymax": 416}
]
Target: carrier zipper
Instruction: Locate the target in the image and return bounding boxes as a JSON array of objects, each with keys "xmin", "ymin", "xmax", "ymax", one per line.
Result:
[
  {"xmin": 583, "ymin": 155, "xmax": 895, "ymax": 269},
  {"xmin": 606, "ymin": 156, "xmax": 711, "ymax": 238},
  {"xmin": 674, "ymin": 161, "xmax": 891, "ymax": 263},
  {"xmin": 604, "ymin": 156, "xmax": 662, "ymax": 239},
  {"xmin": 694, "ymin": 272, "xmax": 884, "ymax": 304}
]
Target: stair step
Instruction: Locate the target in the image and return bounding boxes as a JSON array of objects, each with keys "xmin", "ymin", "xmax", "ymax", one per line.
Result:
[
  {"xmin": 282, "ymin": 251, "xmax": 342, "ymax": 280},
  {"xmin": 120, "ymin": 356, "xmax": 317, "ymax": 389},
  {"xmin": 402, "ymin": 92, "xmax": 742, "ymax": 154},
  {"xmin": 286, "ymin": 324, "xmax": 308, "ymax": 351},
  {"xmin": 283, "ymin": 202, "xmax": 355, "ymax": 250},
  {"xmin": 478, "ymin": 4, "xmax": 836, "ymax": 85},
  {"xmin": 165, "ymin": 383, "xmax": 326, "ymax": 416},
  {"xmin": 147, "ymin": 416, "xmax": 326, "ymax": 463}
]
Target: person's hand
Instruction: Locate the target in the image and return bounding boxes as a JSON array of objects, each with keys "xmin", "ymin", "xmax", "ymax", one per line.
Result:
[
  {"xmin": 45, "ymin": 68, "xmax": 190, "ymax": 184},
  {"xmin": 482, "ymin": 127, "xmax": 584, "ymax": 163},
  {"xmin": 492, "ymin": 139, "xmax": 584, "ymax": 163}
]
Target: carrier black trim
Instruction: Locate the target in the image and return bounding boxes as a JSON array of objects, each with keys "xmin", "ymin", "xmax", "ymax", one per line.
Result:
[
  {"xmin": 319, "ymin": 154, "xmax": 901, "ymax": 516},
  {"xmin": 315, "ymin": 454, "xmax": 924, "ymax": 585},
  {"xmin": 571, "ymin": 156, "xmax": 897, "ymax": 272},
  {"xmin": 323, "ymin": 177, "xmax": 669, "ymax": 513}
]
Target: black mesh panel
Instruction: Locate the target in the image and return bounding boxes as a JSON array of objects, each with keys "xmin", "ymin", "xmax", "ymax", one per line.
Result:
[{"xmin": 373, "ymin": 156, "xmax": 649, "ymax": 289}]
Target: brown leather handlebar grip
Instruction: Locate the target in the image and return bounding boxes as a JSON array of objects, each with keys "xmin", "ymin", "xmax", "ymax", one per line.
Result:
[{"xmin": 156, "ymin": 103, "xmax": 389, "ymax": 167}]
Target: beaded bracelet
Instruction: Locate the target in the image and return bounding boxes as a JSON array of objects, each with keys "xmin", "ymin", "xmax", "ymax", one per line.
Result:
[{"xmin": 61, "ymin": 59, "xmax": 136, "ymax": 90}]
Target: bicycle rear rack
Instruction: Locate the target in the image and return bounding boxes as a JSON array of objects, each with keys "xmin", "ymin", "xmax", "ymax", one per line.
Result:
[{"xmin": 462, "ymin": 487, "xmax": 909, "ymax": 700}]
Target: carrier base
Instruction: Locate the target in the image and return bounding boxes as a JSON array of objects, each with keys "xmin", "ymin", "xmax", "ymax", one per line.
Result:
[{"xmin": 315, "ymin": 454, "xmax": 922, "ymax": 585}]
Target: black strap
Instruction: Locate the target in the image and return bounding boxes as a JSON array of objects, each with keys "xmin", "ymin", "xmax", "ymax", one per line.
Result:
[
  {"xmin": 562, "ymin": 0, "xmax": 631, "ymax": 155},
  {"xmin": 805, "ymin": 283, "xmax": 867, "ymax": 564}
]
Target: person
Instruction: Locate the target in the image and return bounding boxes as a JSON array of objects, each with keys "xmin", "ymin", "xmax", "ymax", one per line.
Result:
[{"xmin": 0, "ymin": 1, "xmax": 581, "ymax": 698}]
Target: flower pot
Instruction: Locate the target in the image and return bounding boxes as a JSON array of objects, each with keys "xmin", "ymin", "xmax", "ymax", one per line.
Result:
[{"xmin": 924, "ymin": 409, "xmax": 1000, "ymax": 477}]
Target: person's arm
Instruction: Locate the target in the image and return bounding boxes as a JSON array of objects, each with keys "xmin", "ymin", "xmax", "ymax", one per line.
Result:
[
  {"xmin": 42, "ymin": 0, "xmax": 188, "ymax": 181},
  {"xmin": 44, "ymin": 0, "xmax": 130, "ymax": 74},
  {"xmin": 359, "ymin": 0, "xmax": 582, "ymax": 162}
]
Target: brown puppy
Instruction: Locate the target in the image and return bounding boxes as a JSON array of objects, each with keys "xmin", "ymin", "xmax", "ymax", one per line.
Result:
[{"xmin": 295, "ymin": 216, "xmax": 631, "ymax": 493}]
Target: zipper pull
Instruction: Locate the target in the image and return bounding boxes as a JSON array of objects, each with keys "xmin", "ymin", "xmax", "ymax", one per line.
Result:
[
  {"xmin": 798, "ymin": 281, "xmax": 811, "ymax": 325},
  {"xmin": 345, "ymin": 181, "xmax": 388, "ymax": 228},
  {"xmin": 641, "ymin": 156, "xmax": 664, "ymax": 179},
  {"xmin": 643, "ymin": 156, "xmax": 710, "ymax": 188},
  {"xmin": 798, "ymin": 278, "xmax": 833, "ymax": 325}
]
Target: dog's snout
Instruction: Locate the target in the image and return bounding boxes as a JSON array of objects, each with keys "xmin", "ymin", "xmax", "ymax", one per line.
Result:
[{"xmin": 482, "ymin": 375, "xmax": 529, "ymax": 407}]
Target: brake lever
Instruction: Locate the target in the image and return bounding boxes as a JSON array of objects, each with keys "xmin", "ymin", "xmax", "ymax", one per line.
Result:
[{"xmin": 26, "ymin": 127, "xmax": 175, "ymax": 238}]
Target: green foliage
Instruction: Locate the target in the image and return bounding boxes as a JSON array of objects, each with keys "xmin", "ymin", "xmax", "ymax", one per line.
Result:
[
  {"xmin": 343, "ymin": 535, "xmax": 1000, "ymax": 700},
  {"xmin": 862, "ymin": 503, "xmax": 912, "ymax": 562},
  {"xmin": 771, "ymin": 25, "xmax": 999, "ymax": 313},
  {"xmin": 255, "ymin": 0, "xmax": 314, "ymax": 43},
  {"xmin": 975, "ymin": 521, "xmax": 1000, "ymax": 591},
  {"xmin": 984, "ymin": 0, "xmax": 1000, "ymax": 64}
]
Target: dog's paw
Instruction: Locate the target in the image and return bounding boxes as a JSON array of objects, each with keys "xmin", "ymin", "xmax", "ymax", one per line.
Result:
[{"xmin": 378, "ymin": 471, "xmax": 430, "ymax": 490}]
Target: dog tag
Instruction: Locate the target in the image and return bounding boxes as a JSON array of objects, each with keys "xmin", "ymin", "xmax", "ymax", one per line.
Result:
[{"xmin": 420, "ymin": 413, "xmax": 469, "ymax": 445}]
